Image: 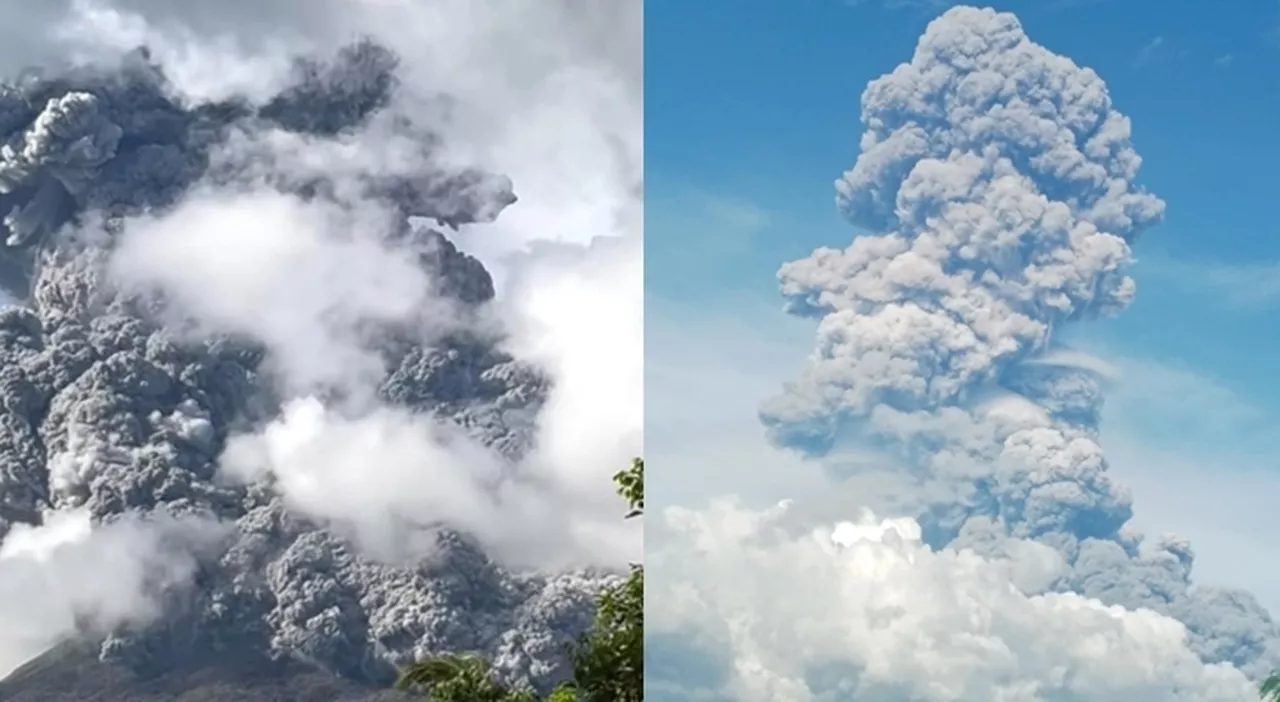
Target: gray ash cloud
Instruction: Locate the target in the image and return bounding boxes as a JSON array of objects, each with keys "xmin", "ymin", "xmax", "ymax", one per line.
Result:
[
  {"xmin": 0, "ymin": 37, "xmax": 607, "ymax": 691},
  {"xmin": 763, "ymin": 5, "xmax": 1280, "ymax": 680}
]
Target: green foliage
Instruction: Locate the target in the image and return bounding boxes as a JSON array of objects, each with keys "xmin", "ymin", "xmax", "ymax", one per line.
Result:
[
  {"xmin": 395, "ymin": 653, "xmax": 536, "ymax": 702},
  {"xmin": 398, "ymin": 459, "xmax": 645, "ymax": 702},
  {"xmin": 614, "ymin": 457, "xmax": 644, "ymax": 519},
  {"xmin": 546, "ymin": 685, "xmax": 579, "ymax": 702},
  {"xmin": 1262, "ymin": 672, "xmax": 1280, "ymax": 701},
  {"xmin": 559, "ymin": 458, "xmax": 644, "ymax": 701},
  {"xmin": 562, "ymin": 564, "xmax": 643, "ymax": 701}
]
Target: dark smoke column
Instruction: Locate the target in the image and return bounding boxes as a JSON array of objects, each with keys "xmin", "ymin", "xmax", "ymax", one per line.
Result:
[
  {"xmin": 761, "ymin": 5, "xmax": 1280, "ymax": 677},
  {"xmin": 0, "ymin": 39, "xmax": 608, "ymax": 693}
]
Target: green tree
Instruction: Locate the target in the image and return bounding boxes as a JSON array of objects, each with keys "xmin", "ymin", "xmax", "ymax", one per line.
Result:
[
  {"xmin": 552, "ymin": 457, "xmax": 644, "ymax": 702},
  {"xmin": 1261, "ymin": 672, "xmax": 1280, "ymax": 701},
  {"xmin": 397, "ymin": 458, "xmax": 645, "ymax": 702},
  {"xmin": 394, "ymin": 652, "xmax": 535, "ymax": 702}
]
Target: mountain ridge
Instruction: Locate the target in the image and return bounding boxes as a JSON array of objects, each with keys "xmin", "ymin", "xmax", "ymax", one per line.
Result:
[{"xmin": 0, "ymin": 639, "xmax": 411, "ymax": 701}]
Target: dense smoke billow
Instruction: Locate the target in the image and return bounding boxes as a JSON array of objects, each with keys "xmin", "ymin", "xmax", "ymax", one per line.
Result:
[
  {"xmin": 648, "ymin": 6, "xmax": 1274, "ymax": 701},
  {"xmin": 764, "ymin": 3, "xmax": 1280, "ymax": 676},
  {"xmin": 0, "ymin": 0, "xmax": 641, "ymax": 691}
]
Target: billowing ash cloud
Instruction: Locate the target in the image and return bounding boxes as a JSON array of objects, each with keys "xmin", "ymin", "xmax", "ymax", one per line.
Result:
[
  {"xmin": 0, "ymin": 0, "xmax": 640, "ymax": 691},
  {"xmin": 747, "ymin": 2, "xmax": 1279, "ymax": 687}
]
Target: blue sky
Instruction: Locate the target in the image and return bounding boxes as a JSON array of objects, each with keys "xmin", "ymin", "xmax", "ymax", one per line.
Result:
[{"xmin": 646, "ymin": 0, "xmax": 1280, "ymax": 613}]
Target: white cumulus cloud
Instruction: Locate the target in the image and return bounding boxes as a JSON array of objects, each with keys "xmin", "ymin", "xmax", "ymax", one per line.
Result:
[{"xmin": 648, "ymin": 500, "xmax": 1258, "ymax": 702}]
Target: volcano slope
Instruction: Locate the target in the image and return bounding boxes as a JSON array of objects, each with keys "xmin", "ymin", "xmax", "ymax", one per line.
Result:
[{"xmin": 0, "ymin": 39, "xmax": 614, "ymax": 700}]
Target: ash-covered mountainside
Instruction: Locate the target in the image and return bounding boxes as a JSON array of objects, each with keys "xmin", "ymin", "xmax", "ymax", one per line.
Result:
[{"xmin": 0, "ymin": 39, "xmax": 608, "ymax": 692}]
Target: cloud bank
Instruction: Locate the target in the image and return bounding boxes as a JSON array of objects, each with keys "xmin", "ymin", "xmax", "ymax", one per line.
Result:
[{"xmin": 648, "ymin": 500, "xmax": 1256, "ymax": 702}]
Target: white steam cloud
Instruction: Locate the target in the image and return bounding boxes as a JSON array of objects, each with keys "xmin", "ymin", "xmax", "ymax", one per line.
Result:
[
  {"xmin": 0, "ymin": 510, "xmax": 223, "ymax": 675},
  {"xmin": 108, "ymin": 188, "xmax": 439, "ymax": 392}
]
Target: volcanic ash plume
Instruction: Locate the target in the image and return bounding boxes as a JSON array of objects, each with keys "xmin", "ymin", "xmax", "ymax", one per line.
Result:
[
  {"xmin": 761, "ymin": 5, "xmax": 1280, "ymax": 678},
  {"xmin": 0, "ymin": 33, "xmax": 616, "ymax": 690}
]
